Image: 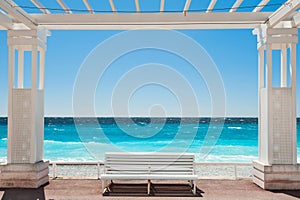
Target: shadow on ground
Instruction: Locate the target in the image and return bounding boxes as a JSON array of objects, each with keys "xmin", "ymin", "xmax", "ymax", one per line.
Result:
[
  {"xmin": 272, "ymin": 190, "xmax": 300, "ymax": 199},
  {"xmin": 103, "ymin": 183, "xmax": 203, "ymax": 197},
  {"xmin": 0, "ymin": 183, "xmax": 48, "ymax": 200}
]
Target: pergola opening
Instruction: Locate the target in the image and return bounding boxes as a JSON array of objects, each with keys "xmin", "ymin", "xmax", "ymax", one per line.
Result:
[{"xmin": 0, "ymin": 0, "xmax": 300, "ymax": 190}]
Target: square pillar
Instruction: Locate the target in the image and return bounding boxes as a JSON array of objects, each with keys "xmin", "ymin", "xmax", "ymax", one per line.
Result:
[
  {"xmin": 253, "ymin": 27, "xmax": 299, "ymax": 190},
  {"xmin": 0, "ymin": 30, "xmax": 49, "ymax": 188}
]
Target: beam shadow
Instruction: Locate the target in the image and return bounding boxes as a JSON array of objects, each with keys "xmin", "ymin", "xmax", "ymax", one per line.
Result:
[
  {"xmin": 103, "ymin": 182, "xmax": 203, "ymax": 197},
  {"xmin": 272, "ymin": 190, "xmax": 300, "ymax": 198},
  {"xmin": 0, "ymin": 183, "xmax": 48, "ymax": 200}
]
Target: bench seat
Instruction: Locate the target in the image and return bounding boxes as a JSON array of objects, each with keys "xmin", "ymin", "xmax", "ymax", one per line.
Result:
[
  {"xmin": 101, "ymin": 152, "xmax": 198, "ymax": 195},
  {"xmin": 101, "ymin": 174, "xmax": 198, "ymax": 180}
]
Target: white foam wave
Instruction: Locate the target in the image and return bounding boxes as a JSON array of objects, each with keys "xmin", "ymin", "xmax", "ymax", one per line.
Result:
[
  {"xmin": 53, "ymin": 128, "xmax": 65, "ymax": 131},
  {"xmin": 228, "ymin": 127, "xmax": 242, "ymax": 130},
  {"xmin": 44, "ymin": 140, "xmax": 108, "ymax": 146}
]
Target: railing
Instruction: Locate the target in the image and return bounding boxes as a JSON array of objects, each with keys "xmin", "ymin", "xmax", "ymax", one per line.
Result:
[
  {"xmin": 49, "ymin": 161, "xmax": 253, "ymax": 180},
  {"xmin": 194, "ymin": 162, "xmax": 253, "ymax": 180}
]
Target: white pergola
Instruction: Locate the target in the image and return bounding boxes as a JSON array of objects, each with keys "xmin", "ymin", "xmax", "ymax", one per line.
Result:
[{"xmin": 0, "ymin": 0, "xmax": 300, "ymax": 190}]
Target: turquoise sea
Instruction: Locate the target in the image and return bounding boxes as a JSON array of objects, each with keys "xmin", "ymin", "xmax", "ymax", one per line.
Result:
[{"xmin": 0, "ymin": 117, "xmax": 299, "ymax": 163}]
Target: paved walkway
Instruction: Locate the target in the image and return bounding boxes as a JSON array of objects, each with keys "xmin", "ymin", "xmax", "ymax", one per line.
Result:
[{"xmin": 0, "ymin": 179, "xmax": 300, "ymax": 200}]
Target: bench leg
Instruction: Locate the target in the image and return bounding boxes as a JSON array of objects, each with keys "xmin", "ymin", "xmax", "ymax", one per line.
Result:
[
  {"xmin": 192, "ymin": 180, "xmax": 196, "ymax": 195},
  {"xmin": 102, "ymin": 180, "xmax": 112, "ymax": 194},
  {"xmin": 101, "ymin": 180, "xmax": 105, "ymax": 194},
  {"xmin": 147, "ymin": 180, "xmax": 151, "ymax": 195}
]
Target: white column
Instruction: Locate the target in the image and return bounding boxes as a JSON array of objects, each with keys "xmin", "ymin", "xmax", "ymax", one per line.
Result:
[
  {"xmin": 266, "ymin": 43, "xmax": 273, "ymax": 165},
  {"xmin": 39, "ymin": 49, "xmax": 45, "ymax": 90},
  {"xmin": 7, "ymin": 46, "xmax": 14, "ymax": 164},
  {"xmin": 31, "ymin": 45, "xmax": 38, "ymax": 163},
  {"xmin": 281, "ymin": 45, "xmax": 287, "ymax": 87},
  {"xmin": 258, "ymin": 48, "xmax": 264, "ymax": 161},
  {"xmin": 259, "ymin": 49, "xmax": 264, "ymax": 89},
  {"xmin": 290, "ymin": 43, "xmax": 297, "ymax": 164}
]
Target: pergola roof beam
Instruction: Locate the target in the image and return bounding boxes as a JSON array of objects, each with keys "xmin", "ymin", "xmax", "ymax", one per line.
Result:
[
  {"xmin": 82, "ymin": 0, "xmax": 94, "ymax": 14},
  {"xmin": 30, "ymin": 12, "xmax": 281, "ymax": 30},
  {"xmin": 135, "ymin": 0, "xmax": 140, "ymax": 12},
  {"xmin": 293, "ymin": 12, "xmax": 300, "ymax": 26},
  {"xmin": 0, "ymin": 10, "xmax": 13, "ymax": 29},
  {"xmin": 183, "ymin": 0, "xmax": 192, "ymax": 13},
  {"xmin": 160, "ymin": 0, "xmax": 165, "ymax": 12},
  {"xmin": 253, "ymin": 0, "xmax": 270, "ymax": 12},
  {"xmin": 0, "ymin": 0, "xmax": 37, "ymax": 29},
  {"xmin": 206, "ymin": 0, "xmax": 217, "ymax": 13},
  {"xmin": 56, "ymin": 0, "xmax": 72, "ymax": 14},
  {"xmin": 30, "ymin": 0, "xmax": 50, "ymax": 14},
  {"xmin": 268, "ymin": 0, "xmax": 300, "ymax": 27},
  {"xmin": 230, "ymin": 0, "xmax": 243, "ymax": 12},
  {"xmin": 109, "ymin": 0, "xmax": 116, "ymax": 13}
]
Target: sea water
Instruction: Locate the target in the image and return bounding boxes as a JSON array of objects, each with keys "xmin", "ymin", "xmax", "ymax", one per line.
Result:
[{"xmin": 0, "ymin": 117, "xmax": 299, "ymax": 163}]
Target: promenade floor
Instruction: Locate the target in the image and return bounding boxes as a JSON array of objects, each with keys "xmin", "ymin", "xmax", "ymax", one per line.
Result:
[{"xmin": 0, "ymin": 179, "xmax": 300, "ymax": 200}]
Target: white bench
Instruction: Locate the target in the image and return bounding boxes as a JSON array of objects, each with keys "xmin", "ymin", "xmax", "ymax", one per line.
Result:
[{"xmin": 101, "ymin": 152, "xmax": 198, "ymax": 195}]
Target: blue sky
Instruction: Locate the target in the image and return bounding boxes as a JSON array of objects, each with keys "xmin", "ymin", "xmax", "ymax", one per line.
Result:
[
  {"xmin": 1, "ymin": 29, "xmax": 299, "ymax": 117},
  {"xmin": 0, "ymin": 0, "xmax": 299, "ymax": 117}
]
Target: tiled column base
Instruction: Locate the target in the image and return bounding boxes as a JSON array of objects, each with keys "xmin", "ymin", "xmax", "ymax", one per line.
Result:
[
  {"xmin": 253, "ymin": 160, "xmax": 300, "ymax": 190},
  {"xmin": 0, "ymin": 161, "xmax": 49, "ymax": 188}
]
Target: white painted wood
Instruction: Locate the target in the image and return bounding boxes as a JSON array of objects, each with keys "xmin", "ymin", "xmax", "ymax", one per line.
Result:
[
  {"xmin": 267, "ymin": 36, "xmax": 298, "ymax": 44},
  {"xmin": 8, "ymin": 30, "xmax": 36, "ymax": 37},
  {"xmin": 260, "ymin": 88, "xmax": 269, "ymax": 164},
  {"xmin": 290, "ymin": 43, "xmax": 297, "ymax": 164},
  {"xmin": 258, "ymin": 49, "xmax": 264, "ymax": 162},
  {"xmin": 101, "ymin": 152, "xmax": 197, "ymax": 194},
  {"xmin": 30, "ymin": 0, "xmax": 50, "ymax": 14},
  {"xmin": 266, "ymin": 43, "xmax": 273, "ymax": 165},
  {"xmin": 17, "ymin": 49, "xmax": 24, "ymax": 88},
  {"xmin": 31, "ymin": 45, "xmax": 38, "ymax": 163},
  {"xmin": 39, "ymin": 49, "xmax": 45, "ymax": 90},
  {"xmin": 253, "ymin": 0, "xmax": 270, "ymax": 12},
  {"xmin": 135, "ymin": 0, "xmax": 140, "ymax": 12},
  {"xmin": 82, "ymin": 0, "xmax": 94, "ymax": 14},
  {"xmin": 37, "ymin": 23, "xmax": 266, "ymax": 30},
  {"xmin": 206, "ymin": 0, "xmax": 217, "ymax": 13},
  {"xmin": 7, "ymin": 45, "xmax": 15, "ymax": 164},
  {"xmin": 109, "ymin": 0, "xmax": 116, "ymax": 13},
  {"xmin": 8, "ymin": 38, "xmax": 46, "ymax": 49},
  {"xmin": 281, "ymin": 45, "xmax": 287, "ymax": 87},
  {"xmin": 268, "ymin": 0, "xmax": 300, "ymax": 27},
  {"xmin": 259, "ymin": 49, "xmax": 264, "ymax": 89},
  {"xmin": 0, "ymin": 0, "xmax": 37, "ymax": 29},
  {"xmin": 102, "ymin": 174, "xmax": 197, "ymax": 180},
  {"xmin": 230, "ymin": 0, "xmax": 243, "ymax": 12},
  {"xmin": 183, "ymin": 0, "xmax": 192, "ymax": 13},
  {"xmin": 0, "ymin": 10, "xmax": 13, "ymax": 29},
  {"xmin": 30, "ymin": 12, "xmax": 274, "ymax": 30},
  {"xmin": 267, "ymin": 28, "xmax": 298, "ymax": 35},
  {"xmin": 160, "ymin": 0, "xmax": 165, "ymax": 12},
  {"xmin": 293, "ymin": 12, "xmax": 300, "ymax": 27},
  {"xmin": 56, "ymin": 0, "xmax": 72, "ymax": 14}
]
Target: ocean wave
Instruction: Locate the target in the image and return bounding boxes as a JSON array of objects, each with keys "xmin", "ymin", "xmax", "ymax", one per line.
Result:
[
  {"xmin": 53, "ymin": 128, "xmax": 65, "ymax": 132},
  {"xmin": 228, "ymin": 127, "xmax": 242, "ymax": 130},
  {"xmin": 44, "ymin": 140, "xmax": 109, "ymax": 146},
  {"xmin": 0, "ymin": 156, "xmax": 7, "ymax": 163},
  {"xmin": 1, "ymin": 138, "xmax": 7, "ymax": 141}
]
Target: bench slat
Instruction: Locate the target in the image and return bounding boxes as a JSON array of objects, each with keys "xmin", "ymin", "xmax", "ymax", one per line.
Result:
[
  {"xmin": 102, "ymin": 152, "xmax": 196, "ymax": 179},
  {"xmin": 101, "ymin": 174, "xmax": 198, "ymax": 180}
]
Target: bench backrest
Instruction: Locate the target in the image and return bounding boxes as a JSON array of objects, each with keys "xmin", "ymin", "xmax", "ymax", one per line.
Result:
[{"xmin": 104, "ymin": 152, "xmax": 195, "ymax": 175}]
